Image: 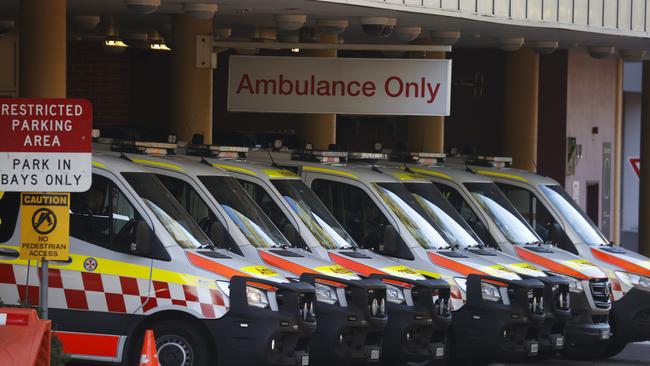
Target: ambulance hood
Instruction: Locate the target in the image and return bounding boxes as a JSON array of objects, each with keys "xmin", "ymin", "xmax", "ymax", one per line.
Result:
[
  {"xmin": 590, "ymin": 245, "xmax": 650, "ymax": 277},
  {"xmin": 327, "ymin": 248, "xmax": 429, "ymax": 281},
  {"xmin": 513, "ymin": 244, "xmax": 606, "ymax": 280},
  {"xmin": 256, "ymin": 247, "xmax": 361, "ymax": 281},
  {"xmin": 426, "ymin": 248, "xmax": 522, "ymax": 281},
  {"xmin": 459, "ymin": 246, "xmax": 548, "ymax": 278},
  {"xmin": 186, "ymin": 249, "xmax": 290, "ymax": 284}
]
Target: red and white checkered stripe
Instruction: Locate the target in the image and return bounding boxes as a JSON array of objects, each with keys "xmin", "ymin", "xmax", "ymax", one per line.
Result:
[{"xmin": 0, "ymin": 263, "xmax": 227, "ymax": 319}]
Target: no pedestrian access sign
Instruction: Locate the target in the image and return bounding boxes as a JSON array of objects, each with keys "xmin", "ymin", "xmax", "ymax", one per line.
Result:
[
  {"xmin": 0, "ymin": 98, "xmax": 93, "ymax": 192},
  {"xmin": 20, "ymin": 192, "xmax": 70, "ymax": 261}
]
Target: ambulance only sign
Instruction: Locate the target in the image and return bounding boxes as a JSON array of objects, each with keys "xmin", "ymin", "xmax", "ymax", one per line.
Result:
[{"xmin": 0, "ymin": 99, "xmax": 93, "ymax": 192}]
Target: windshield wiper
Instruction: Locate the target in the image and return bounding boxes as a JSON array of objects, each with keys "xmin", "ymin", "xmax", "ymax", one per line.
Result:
[
  {"xmin": 338, "ymin": 244, "xmax": 357, "ymax": 250},
  {"xmin": 198, "ymin": 243, "xmax": 216, "ymax": 250},
  {"xmin": 523, "ymin": 241, "xmax": 541, "ymax": 246}
]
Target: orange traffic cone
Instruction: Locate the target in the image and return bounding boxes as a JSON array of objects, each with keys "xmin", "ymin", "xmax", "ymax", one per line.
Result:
[{"xmin": 139, "ymin": 330, "xmax": 159, "ymax": 366}]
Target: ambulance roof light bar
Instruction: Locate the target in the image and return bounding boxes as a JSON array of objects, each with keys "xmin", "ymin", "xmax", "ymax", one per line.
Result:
[
  {"xmin": 347, "ymin": 152, "xmax": 389, "ymax": 161},
  {"xmin": 469, "ymin": 156, "xmax": 512, "ymax": 169},
  {"xmin": 185, "ymin": 144, "xmax": 249, "ymax": 159},
  {"xmin": 291, "ymin": 149, "xmax": 347, "ymax": 164},
  {"xmin": 387, "ymin": 151, "xmax": 446, "ymax": 166},
  {"xmin": 112, "ymin": 140, "xmax": 177, "ymax": 155}
]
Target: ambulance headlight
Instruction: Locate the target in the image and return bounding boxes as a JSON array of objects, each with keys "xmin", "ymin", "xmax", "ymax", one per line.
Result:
[
  {"xmin": 385, "ymin": 284, "xmax": 406, "ymax": 305},
  {"xmin": 315, "ymin": 282, "xmax": 339, "ymax": 305},
  {"xmin": 481, "ymin": 282, "xmax": 502, "ymax": 303},
  {"xmin": 246, "ymin": 286, "xmax": 271, "ymax": 309},
  {"xmin": 614, "ymin": 271, "xmax": 650, "ymax": 288}
]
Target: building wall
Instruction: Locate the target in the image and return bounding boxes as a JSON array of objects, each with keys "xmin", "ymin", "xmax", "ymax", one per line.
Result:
[{"xmin": 565, "ymin": 48, "xmax": 617, "ymax": 238}]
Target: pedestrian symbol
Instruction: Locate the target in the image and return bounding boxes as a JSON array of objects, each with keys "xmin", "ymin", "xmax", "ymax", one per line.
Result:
[{"xmin": 32, "ymin": 208, "xmax": 57, "ymax": 235}]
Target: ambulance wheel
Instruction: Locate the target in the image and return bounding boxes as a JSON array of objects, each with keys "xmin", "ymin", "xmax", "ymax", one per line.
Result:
[
  {"xmin": 598, "ymin": 341, "xmax": 627, "ymax": 359},
  {"xmin": 129, "ymin": 319, "xmax": 211, "ymax": 366}
]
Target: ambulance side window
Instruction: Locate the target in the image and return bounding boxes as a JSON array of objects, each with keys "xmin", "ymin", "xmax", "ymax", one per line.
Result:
[
  {"xmin": 434, "ymin": 183, "xmax": 497, "ymax": 248},
  {"xmin": 496, "ymin": 183, "xmax": 555, "ymax": 243},
  {"xmin": 237, "ymin": 179, "xmax": 306, "ymax": 249},
  {"xmin": 70, "ymin": 175, "xmax": 142, "ymax": 254},
  {"xmin": 0, "ymin": 193, "xmax": 20, "ymax": 243},
  {"xmin": 311, "ymin": 179, "xmax": 398, "ymax": 254},
  {"xmin": 155, "ymin": 175, "xmax": 239, "ymax": 253}
]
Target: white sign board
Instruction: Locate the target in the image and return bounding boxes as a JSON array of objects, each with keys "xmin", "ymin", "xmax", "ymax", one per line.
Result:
[
  {"xmin": 0, "ymin": 99, "xmax": 93, "ymax": 192},
  {"xmin": 228, "ymin": 56, "xmax": 452, "ymax": 116}
]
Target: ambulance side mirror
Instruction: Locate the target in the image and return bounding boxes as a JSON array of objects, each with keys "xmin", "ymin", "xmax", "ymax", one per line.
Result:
[
  {"xmin": 133, "ymin": 220, "xmax": 153, "ymax": 256},
  {"xmin": 379, "ymin": 224, "xmax": 398, "ymax": 255}
]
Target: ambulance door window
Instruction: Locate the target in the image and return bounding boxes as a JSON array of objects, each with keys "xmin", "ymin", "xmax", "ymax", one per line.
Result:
[
  {"xmin": 434, "ymin": 182, "xmax": 498, "ymax": 248},
  {"xmin": 0, "ymin": 192, "xmax": 20, "ymax": 243},
  {"xmin": 237, "ymin": 179, "xmax": 306, "ymax": 250},
  {"xmin": 311, "ymin": 179, "xmax": 398, "ymax": 255},
  {"xmin": 70, "ymin": 174, "xmax": 143, "ymax": 254},
  {"xmin": 156, "ymin": 175, "xmax": 239, "ymax": 253},
  {"xmin": 496, "ymin": 183, "xmax": 557, "ymax": 244}
]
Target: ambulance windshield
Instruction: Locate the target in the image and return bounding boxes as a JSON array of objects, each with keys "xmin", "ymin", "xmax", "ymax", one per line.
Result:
[
  {"xmin": 271, "ymin": 179, "xmax": 357, "ymax": 250},
  {"xmin": 403, "ymin": 182, "xmax": 482, "ymax": 248},
  {"xmin": 373, "ymin": 183, "xmax": 451, "ymax": 250},
  {"xmin": 464, "ymin": 182, "xmax": 540, "ymax": 245},
  {"xmin": 198, "ymin": 176, "xmax": 290, "ymax": 248},
  {"xmin": 540, "ymin": 185, "xmax": 608, "ymax": 246},
  {"xmin": 122, "ymin": 173, "xmax": 213, "ymax": 249}
]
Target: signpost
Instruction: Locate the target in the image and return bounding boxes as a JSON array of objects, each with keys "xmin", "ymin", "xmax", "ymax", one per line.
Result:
[{"xmin": 0, "ymin": 98, "xmax": 92, "ymax": 319}]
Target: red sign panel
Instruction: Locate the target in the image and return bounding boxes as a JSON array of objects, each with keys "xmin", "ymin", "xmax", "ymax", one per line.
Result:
[{"xmin": 0, "ymin": 98, "xmax": 93, "ymax": 192}]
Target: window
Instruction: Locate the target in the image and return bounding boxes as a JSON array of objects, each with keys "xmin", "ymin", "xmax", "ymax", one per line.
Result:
[
  {"xmin": 70, "ymin": 174, "xmax": 142, "ymax": 253},
  {"xmin": 237, "ymin": 179, "xmax": 307, "ymax": 249},
  {"xmin": 312, "ymin": 179, "xmax": 395, "ymax": 252},
  {"xmin": 496, "ymin": 183, "xmax": 556, "ymax": 242},
  {"xmin": 0, "ymin": 192, "xmax": 20, "ymax": 242}
]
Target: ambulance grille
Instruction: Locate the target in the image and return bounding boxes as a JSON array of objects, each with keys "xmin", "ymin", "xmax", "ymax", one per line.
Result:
[{"xmin": 589, "ymin": 279, "xmax": 612, "ymax": 309}]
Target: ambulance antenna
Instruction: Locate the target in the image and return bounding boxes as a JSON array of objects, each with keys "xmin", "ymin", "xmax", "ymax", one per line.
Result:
[
  {"xmin": 267, "ymin": 150, "xmax": 279, "ymax": 168},
  {"xmin": 403, "ymin": 162, "xmax": 415, "ymax": 174}
]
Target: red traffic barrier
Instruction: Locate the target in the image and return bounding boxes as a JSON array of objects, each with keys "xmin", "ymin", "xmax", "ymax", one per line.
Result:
[
  {"xmin": 139, "ymin": 329, "xmax": 159, "ymax": 366},
  {"xmin": 0, "ymin": 308, "xmax": 51, "ymax": 366}
]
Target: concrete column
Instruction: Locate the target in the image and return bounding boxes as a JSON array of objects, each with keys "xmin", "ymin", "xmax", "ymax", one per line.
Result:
[
  {"xmin": 638, "ymin": 61, "xmax": 650, "ymax": 256},
  {"xmin": 171, "ymin": 15, "xmax": 213, "ymax": 144},
  {"xmin": 298, "ymin": 33, "xmax": 337, "ymax": 150},
  {"xmin": 407, "ymin": 50, "xmax": 446, "ymax": 153},
  {"xmin": 19, "ymin": 0, "xmax": 67, "ymax": 98},
  {"xmin": 613, "ymin": 58, "xmax": 623, "ymax": 244},
  {"xmin": 503, "ymin": 48, "xmax": 539, "ymax": 171}
]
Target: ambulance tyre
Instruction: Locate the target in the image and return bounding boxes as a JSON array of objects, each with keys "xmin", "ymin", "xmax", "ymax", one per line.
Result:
[
  {"xmin": 598, "ymin": 341, "xmax": 627, "ymax": 359},
  {"xmin": 128, "ymin": 318, "xmax": 212, "ymax": 366}
]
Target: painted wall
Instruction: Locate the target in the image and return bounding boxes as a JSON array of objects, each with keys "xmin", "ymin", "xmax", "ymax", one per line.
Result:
[{"xmin": 564, "ymin": 48, "xmax": 617, "ymax": 239}]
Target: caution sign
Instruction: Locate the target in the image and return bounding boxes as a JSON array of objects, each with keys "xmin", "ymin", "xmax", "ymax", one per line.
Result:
[{"xmin": 20, "ymin": 192, "xmax": 70, "ymax": 260}]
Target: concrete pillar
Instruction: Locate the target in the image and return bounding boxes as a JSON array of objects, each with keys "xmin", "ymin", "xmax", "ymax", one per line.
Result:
[
  {"xmin": 171, "ymin": 15, "xmax": 213, "ymax": 144},
  {"xmin": 638, "ymin": 61, "xmax": 650, "ymax": 256},
  {"xmin": 407, "ymin": 50, "xmax": 446, "ymax": 153},
  {"xmin": 298, "ymin": 33, "xmax": 337, "ymax": 150},
  {"xmin": 19, "ymin": 0, "xmax": 67, "ymax": 97},
  {"xmin": 503, "ymin": 48, "xmax": 539, "ymax": 171},
  {"xmin": 613, "ymin": 58, "xmax": 623, "ymax": 244}
]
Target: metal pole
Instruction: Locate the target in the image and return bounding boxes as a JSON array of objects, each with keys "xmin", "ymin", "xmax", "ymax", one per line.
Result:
[{"xmin": 40, "ymin": 259, "xmax": 48, "ymax": 319}]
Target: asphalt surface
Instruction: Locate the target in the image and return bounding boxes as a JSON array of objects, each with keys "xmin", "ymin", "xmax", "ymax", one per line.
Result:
[
  {"xmin": 491, "ymin": 342, "xmax": 650, "ymax": 366},
  {"xmin": 66, "ymin": 342, "xmax": 650, "ymax": 365}
]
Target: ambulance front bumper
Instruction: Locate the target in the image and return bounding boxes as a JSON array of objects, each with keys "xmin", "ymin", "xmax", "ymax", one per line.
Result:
[
  {"xmin": 610, "ymin": 286, "xmax": 650, "ymax": 344},
  {"xmin": 210, "ymin": 277, "xmax": 316, "ymax": 366}
]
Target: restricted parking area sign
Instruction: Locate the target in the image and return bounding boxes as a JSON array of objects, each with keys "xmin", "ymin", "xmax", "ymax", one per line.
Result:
[
  {"xmin": 0, "ymin": 98, "xmax": 93, "ymax": 192},
  {"xmin": 20, "ymin": 192, "xmax": 70, "ymax": 261}
]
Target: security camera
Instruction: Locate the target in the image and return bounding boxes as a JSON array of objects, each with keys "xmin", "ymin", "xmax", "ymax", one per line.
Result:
[
  {"xmin": 124, "ymin": 0, "xmax": 160, "ymax": 15},
  {"xmin": 183, "ymin": 3, "xmax": 218, "ymax": 20},
  {"xmin": 275, "ymin": 15, "xmax": 307, "ymax": 31},
  {"xmin": 360, "ymin": 17, "xmax": 396, "ymax": 38},
  {"xmin": 619, "ymin": 49, "xmax": 646, "ymax": 61},
  {"xmin": 528, "ymin": 41, "xmax": 558, "ymax": 55},
  {"xmin": 392, "ymin": 26, "xmax": 421, "ymax": 42},
  {"xmin": 588, "ymin": 46, "xmax": 615, "ymax": 59},
  {"xmin": 0, "ymin": 20, "xmax": 15, "ymax": 36},
  {"xmin": 317, "ymin": 19, "xmax": 349, "ymax": 35},
  {"xmin": 72, "ymin": 16, "xmax": 100, "ymax": 32},
  {"xmin": 498, "ymin": 37, "xmax": 524, "ymax": 51},
  {"xmin": 430, "ymin": 31, "xmax": 460, "ymax": 45}
]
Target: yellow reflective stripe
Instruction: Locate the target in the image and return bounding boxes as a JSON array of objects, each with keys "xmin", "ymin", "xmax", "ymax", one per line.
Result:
[
  {"xmin": 302, "ymin": 166, "xmax": 357, "ymax": 179},
  {"xmin": 476, "ymin": 170, "xmax": 528, "ymax": 183},
  {"xmin": 92, "ymin": 161, "xmax": 107, "ymax": 169},
  {"xmin": 262, "ymin": 169, "xmax": 299, "ymax": 179},
  {"xmin": 409, "ymin": 168, "xmax": 452, "ymax": 180},
  {"xmin": 131, "ymin": 158, "xmax": 183, "ymax": 172},
  {"xmin": 392, "ymin": 172, "xmax": 426, "ymax": 181},
  {"xmin": 212, "ymin": 164, "xmax": 258, "ymax": 176},
  {"xmin": 0, "ymin": 192, "xmax": 4, "ymax": 200},
  {"xmin": 414, "ymin": 269, "xmax": 441, "ymax": 279},
  {"xmin": 0, "ymin": 244, "xmax": 216, "ymax": 289}
]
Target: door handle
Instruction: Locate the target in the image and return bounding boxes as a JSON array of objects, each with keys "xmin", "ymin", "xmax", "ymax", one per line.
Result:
[
  {"xmin": 0, "ymin": 248, "xmax": 19, "ymax": 258},
  {"xmin": 50, "ymin": 257, "xmax": 73, "ymax": 265}
]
